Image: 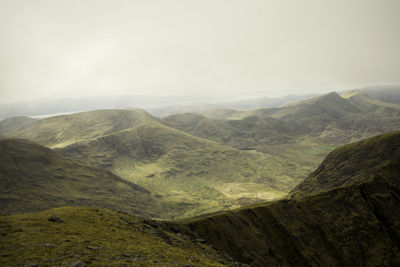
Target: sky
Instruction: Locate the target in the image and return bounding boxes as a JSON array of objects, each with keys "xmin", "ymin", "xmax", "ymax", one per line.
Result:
[{"xmin": 1, "ymin": 0, "xmax": 400, "ymax": 102}]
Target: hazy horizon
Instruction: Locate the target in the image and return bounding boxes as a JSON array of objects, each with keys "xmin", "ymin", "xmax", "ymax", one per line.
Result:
[{"xmin": 1, "ymin": 0, "xmax": 400, "ymax": 102}]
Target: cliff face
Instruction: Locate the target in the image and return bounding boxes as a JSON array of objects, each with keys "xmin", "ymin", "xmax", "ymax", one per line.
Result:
[{"xmin": 167, "ymin": 131, "xmax": 400, "ymax": 266}]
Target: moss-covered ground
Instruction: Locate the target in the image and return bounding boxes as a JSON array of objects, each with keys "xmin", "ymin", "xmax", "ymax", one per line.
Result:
[{"xmin": 0, "ymin": 207, "xmax": 235, "ymax": 266}]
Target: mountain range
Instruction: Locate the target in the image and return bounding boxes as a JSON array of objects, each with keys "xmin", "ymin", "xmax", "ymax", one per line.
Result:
[
  {"xmin": 1, "ymin": 130, "xmax": 399, "ymax": 266},
  {"xmin": 1, "ymin": 88, "xmax": 399, "ymax": 220},
  {"xmin": 0, "ymin": 87, "xmax": 399, "ymax": 265},
  {"xmin": 0, "ymin": 109, "xmax": 307, "ymax": 219}
]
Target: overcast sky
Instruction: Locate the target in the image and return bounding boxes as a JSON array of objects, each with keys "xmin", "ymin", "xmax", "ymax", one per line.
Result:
[{"xmin": 1, "ymin": 0, "xmax": 399, "ymax": 102}]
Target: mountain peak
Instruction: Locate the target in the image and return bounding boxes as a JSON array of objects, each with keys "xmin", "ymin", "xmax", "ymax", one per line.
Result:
[{"xmin": 310, "ymin": 91, "xmax": 345, "ymax": 104}]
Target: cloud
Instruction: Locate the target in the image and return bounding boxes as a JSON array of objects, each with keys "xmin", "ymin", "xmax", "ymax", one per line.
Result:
[{"xmin": 0, "ymin": 0, "xmax": 399, "ymax": 101}]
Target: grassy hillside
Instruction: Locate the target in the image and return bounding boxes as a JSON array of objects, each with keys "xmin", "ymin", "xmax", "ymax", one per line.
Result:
[
  {"xmin": 163, "ymin": 91, "xmax": 400, "ymax": 175},
  {"xmin": 289, "ymin": 130, "xmax": 400, "ymax": 198},
  {"xmin": 2, "ymin": 91, "xmax": 398, "ymax": 219},
  {"xmin": 0, "ymin": 207, "xmax": 234, "ymax": 266},
  {"xmin": 0, "ymin": 109, "xmax": 309, "ymax": 218},
  {"xmin": 200, "ymin": 108, "xmax": 246, "ymax": 120},
  {"xmin": 147, "ymin": 94, "xmax": 314, "ymax": 119},
  {"xmin": 247, "ymin": 91, "xmax": 400, "ymax": 143},
  {"xmin": 59, "ymin": 118, "xmax": 308, "ymax": 218},
  {"xmin": 147, "ymin": 103, "xmax": 221, "ymax": 118},
  {"xmin": 0, "ymin": 139, "xmax": 168, "ymax": 218},
  {"xmin": 165, "ymin": 131, "xmax": 400, "ymax": 266},
  {"xmin": 3, "ymin": 109, "xmax": 153, "ymax": 148},
  {"xmin": 0, "ymin": 116, "xmax": 38, "ymax": 137},
  {"xmin": 2, "ymin": 131, "xmax": 399, "ymax": 266},
  {"xmin": 162, "ymin": 113, "xmax": 301, "ymax": 149}
]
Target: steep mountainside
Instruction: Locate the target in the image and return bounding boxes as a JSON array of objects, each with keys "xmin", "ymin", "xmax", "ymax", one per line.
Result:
[
  {"xmin": 289, "ymin": 130, "xmax": 400, "ymax": 198},
  {"xmin": 165, "ymin": 131, "xmax": 400, "ymax": 266},
  {"xmin": 0, "ymin": 139, "xmax": 166, "ymax": 218}
]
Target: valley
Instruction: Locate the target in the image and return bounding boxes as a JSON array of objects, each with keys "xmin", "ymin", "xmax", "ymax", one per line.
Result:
[
  {"xmin": 1, "ymin": 130, "xmax": 400, "ymax": 266},
  {"xmin": 167, "ymin": 131, "xmax": 400, "ymax": 266},
  {"xmin": 2, "ymin": 0, "xmax": 399, "ymax": 265},
  {"xmin": 0, "ymin": 87, "xmax": 400, "ymax": 266},
  {"xmin": 1, "ymin": 88, "xmax": 399, "ymax": 219},
  {"xmin": 0, "ymin": 109, "xmax": 309, "ymax": 219}
]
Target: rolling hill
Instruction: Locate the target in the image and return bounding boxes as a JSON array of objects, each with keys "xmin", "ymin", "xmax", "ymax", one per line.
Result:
[
  {"xmin": 246, "ymin": 91, "xmax": 400, "ymax": 142},
  {"xmin": 0, "ymin": 109, "xmax": 309, "ymax": 218},
  {"xmin": 1, "ymin": 117, "xmax": 399, "ymax": 265},
  {"xmin": 162, "ymin": 112, "xmax": 301, "ymax": 149},
  {"xmin": 0, "ymin": 138, "xmax": 167, "ymax": 218},
  {"xmin": 163, "ymin": 91, "xmax": 400, "ymax": 173},
  {"xmin": 1, "ymin": 90, "xmax": 398, "ymax": 219},
  {"xmin": 200, "ymin": 108, "xmax": 246, "ymax": 120},
  {"xmin": 146, "ymin": 94, "xmax": 315, "ymax": 118},
  {"xmin": 0, "ymin": 116, "xmax": 38, "ymax": 138},
  {"xmin": 0, "ymin": 109, "xmax": 153, "ymax": 148},
  {"xmin": 57, "ymin": 116, "xmax": 308, "ymax": 218},
  {"xmin": 165, "ymin": 131, "xmax": 400, "ymax": 266}
]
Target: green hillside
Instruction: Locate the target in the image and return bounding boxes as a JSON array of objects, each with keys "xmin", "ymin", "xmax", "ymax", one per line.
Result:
[
  {"xmin": 2, "ymin": 131, "xmax": 400, "ymax": 266},
  {"xmin": 4, "ymin": 109, "xmax": 153, "ymax": 148},
  {"xmin": 289, "ymin": 130, "xmax": 400, "ymax": 198},
  {"xmin": 0, "ymin": 139, "xmax": 167, "ymax": 218},
  {"xmin": 0, "ymin": 116, "xmax": 38, "ymax": 137},
  {"xmin": 59, "ymin": 118, "xmax": 308, "ymax": 218},
  {"xmin": 200, "ymin": 108, "xmax": 246, "ymax": 120},
  {"xmin": 163, "ymin": 91, "xmax": 400, "ymax": 173},
  {"xmin": 0, "ymin": 109, "xmax": 310, "ymax": 218},
  {"xmin": 162, "ymin": 113, "xmax": 300, "ymax": 149},
  {"xmin": 0, "ymin": 207, "xmax": 234, "ymax": 266},
  {"xmin": 165, "ymin": 131, "xmax": 400, "ymax": 266},
  {"xmin": 246, "ymin": 91, "xmax": 400, "ymax": 143},
  {"xmin": 2, "ymin": 91, "xmax": 399, "ymax": 219}
]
